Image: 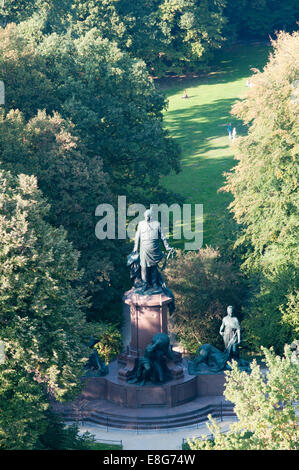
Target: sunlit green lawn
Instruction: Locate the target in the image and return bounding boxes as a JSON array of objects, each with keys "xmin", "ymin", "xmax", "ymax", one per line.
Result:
[{"xmin": 159, "ymin": 43, "xmax": 270, "ymax": 247}]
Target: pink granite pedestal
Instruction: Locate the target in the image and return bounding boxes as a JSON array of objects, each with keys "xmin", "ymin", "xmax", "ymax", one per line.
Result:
[{"xmin": 118, "ymin": 289, "xmax": 183, "ymax": 381}]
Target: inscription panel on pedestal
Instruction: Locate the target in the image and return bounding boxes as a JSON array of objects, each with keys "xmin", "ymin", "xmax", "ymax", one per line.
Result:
[
  {"xmin": 107, "ymin": 382, "xmax": 127, "ymax": 405},
  {"xmin": 171, "ymin": 378, "xmax": 197, "ymax": 406},
  {"xmin": 136, "ymin": 387, "xmax": 167, "ymax": 406}
]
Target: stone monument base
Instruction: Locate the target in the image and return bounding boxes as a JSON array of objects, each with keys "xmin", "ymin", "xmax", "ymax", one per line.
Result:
[
  {"xmin": 72, "ymin": 359, "xmax": 225, "ymax": 408},
  {"xmin": 83, "ymin": 359, "xmax": 194, "ymax": 407},
  {"xmin": 52, "ymin": 384, "xmax": 232, "ymax": 431},
  {"xmin": 51, "ymin": 359, "xmax": 231, "ymax": 430}
]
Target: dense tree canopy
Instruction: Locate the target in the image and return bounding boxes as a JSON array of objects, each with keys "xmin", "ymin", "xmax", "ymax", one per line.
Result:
[
  {"xmin": 223, "ymin": 31, "xmax": 299, "ymax": 352},
  {"xmin": 0, "ymin": 0, "xmax": 72, "ymax": 31},
  {"xmin": 224, "ymin": 0, "xmax": 299, "ymax": 40},
  {"xmin": 71, "ymin": 0, "xmax": 227, "ymax": 76},
  {"xmin": 0, "ymin": 169, "xmax": 91, "ymax": 448},
  {"xmin": 0, "ymin": 170, "xmax": 91, "ymax": 397},
  {"xmin": 0, "ymin": 107, "xmax": 123, "ymax": 322},
  {"xmin": 0, "ymin": 23, "xmax": 181, "ymax": 320},
  {"xmin": 0, "ymin": 24, "xmax": 180, "ymax": 192},
  {"xmin": 1, "ymin": 1, "xmax": 298, "ymax": 75}
]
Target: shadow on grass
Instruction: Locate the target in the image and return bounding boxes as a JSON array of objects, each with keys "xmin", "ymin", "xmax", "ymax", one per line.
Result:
[
  {"xmin": 165, "ymin": 98, "xmax": 244, "ymax": 157},
  {"xmin": 157, "ymin": 43, "xmax": 271, "ymax": 92},
  {"xmin": 164, "ymin": 154, "xmax": 236, "ymax": 247},
  {"xmin": 163, "ymin": 99, "xmax": 240, "ymax": 246}
]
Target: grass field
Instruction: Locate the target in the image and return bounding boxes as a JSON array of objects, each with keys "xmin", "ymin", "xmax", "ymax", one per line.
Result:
[
  {"xmin": 159, "ymin": 43, "xmax": 271, "ymax": 247},
  {"xmin": 88, "ymin": 442, "xmax": 122, "ymax": 450}
]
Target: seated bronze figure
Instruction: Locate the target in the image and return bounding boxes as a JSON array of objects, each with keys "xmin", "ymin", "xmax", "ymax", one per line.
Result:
[{"xmin": 127, "ymin": 333, "xmax": 174, "ymax": 385}]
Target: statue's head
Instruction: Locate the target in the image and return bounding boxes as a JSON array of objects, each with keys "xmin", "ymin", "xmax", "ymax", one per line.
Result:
[
  {"xmin": 227, "ymin": 305, "xmax": 234, "ymax": 316},
  {"xmin": 144, "ymin": 208, "xmax": 152, "ymax": 222},
  {"xmin": 152, "ymin": 333, "xmax": 170, "ymax": 350}
]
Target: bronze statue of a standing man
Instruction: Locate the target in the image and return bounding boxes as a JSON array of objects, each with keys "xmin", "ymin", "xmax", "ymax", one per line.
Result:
[{"xmin": 133, "ymin": 209, "xmax": 173, "ymax": 292}]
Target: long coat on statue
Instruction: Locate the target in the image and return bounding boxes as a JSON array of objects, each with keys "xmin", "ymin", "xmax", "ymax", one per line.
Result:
[{"xmin": 134, "ymin": 220, "xmax": 171, "ymax": 267}]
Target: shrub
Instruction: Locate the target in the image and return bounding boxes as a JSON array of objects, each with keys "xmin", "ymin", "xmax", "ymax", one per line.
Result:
[{"xmin": 164, "ymin": 247, "xmax": 247, "ymax": 354}]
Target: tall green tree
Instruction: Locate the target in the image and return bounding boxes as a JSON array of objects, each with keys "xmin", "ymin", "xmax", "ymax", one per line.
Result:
[
  {"xmin": 0, "ymin": 108, "xmax": 124, "ymax": 322},
  {"xmin": 0, "ymin": 23, "xmax": 180, "ymax": 197},
  {"xmin": 188, "ymin": 346, "xmax": 299, "ymax": 450},
  {"xmin": 71, "ymin": 0, "xmax": 227, "ymax": 76},
  {"xmin": 0, "ymin": 23, "xmax": 181, "ymax": 320},
  {"xmin": 156, "ymin": 0, "xmax": 227, "ymax": 75},
  {"xmin": 0, "ymin": 0, "xmax": 72, "ymax": 31},
  {"xmin": 0, "ymin": 169, "xmax": 91, "ymax": 448},
  {"xmin": 222, "ymin": 31, "xmax": 299, "ymax": 352}
]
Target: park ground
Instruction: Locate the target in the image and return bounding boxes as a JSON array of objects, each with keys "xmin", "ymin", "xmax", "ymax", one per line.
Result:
[
  {"xmin": 76, "ymin": 417, "xmax": 238, "ymax": 450},
  {"xmin": 159, "ymin": 43, "xmax": 271, "ymax": 247}
]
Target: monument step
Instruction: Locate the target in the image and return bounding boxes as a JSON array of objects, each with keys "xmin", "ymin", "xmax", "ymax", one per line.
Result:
[
  {"xmin": 60, "ymin": 403, "xmax": 235, "ymax": 430},
  {"xmin": 64, "ymin": 410, "xmax": 235, "ymax": 430},
  {"xmin": 90, "ymin": 402, "xmax": 233, "ymax": 422}
]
